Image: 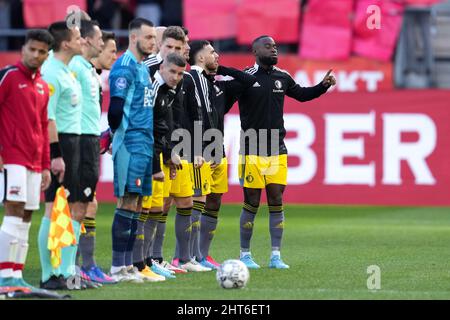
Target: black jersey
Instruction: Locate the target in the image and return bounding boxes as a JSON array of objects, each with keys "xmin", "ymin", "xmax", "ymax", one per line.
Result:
[
  {"xmin": 143, "ymin": 53, "xmax": 185, "ymax": 164},
  {"xmin": 237, "ymin": 63, "xmax": 330, "ymax": 156},
  {"xmin": 150, "ymin": 71, "xmax": 178, "ymax": 173}
]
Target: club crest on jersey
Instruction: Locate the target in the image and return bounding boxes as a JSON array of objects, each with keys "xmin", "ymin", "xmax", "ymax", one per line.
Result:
[
  {"xmin": 246, "ymin": 174, "xmax": 254, "ymax": 183},
  {"xmin": 115, "ymin": 77, "xmax": 127, "ymax": 90},
  {"xmin": 274, "ymin": 80, "xmax": 282, "ymax": 89}
]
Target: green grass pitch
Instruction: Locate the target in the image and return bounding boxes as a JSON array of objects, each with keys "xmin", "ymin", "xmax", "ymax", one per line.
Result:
[{"xmin": 2, "ymin": 204, "xmax": 450, "ymax": 299}]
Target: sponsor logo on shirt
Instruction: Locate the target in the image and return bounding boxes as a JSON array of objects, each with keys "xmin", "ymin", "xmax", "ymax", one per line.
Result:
[
  {"xmin": 115, "ymin": 77, "xmax": 127, "ymax": 90},
  {"xmin": 9, "ymin": 186, "xmax": 21, "ymax": 196},
  {"xmin": 18, "ymin": 83, "xmax": 27, "ymax": 89}
]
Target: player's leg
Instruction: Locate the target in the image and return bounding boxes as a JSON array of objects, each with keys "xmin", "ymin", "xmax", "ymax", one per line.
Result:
[
  {"xmin": 81, "ymin": 197, "xmax": 117, "ymax": 284},
  {"xmin": 75, "ymin": 135, "xmax": 101, "ymax": 288},
  {"xmin": 265, "ymin": 155, "xmax": 289, "ymax": 269},
  {"xmin": 56, "ymin": 135, "xmax": 87, "ymax": 287},
  {"xmin": 238, "ymin": 155, "xmax": 265, "ymax": 268},
  {"xmin": 265, "ymin": 184, "xmax": 289, "ymax": 269},
  {"xmin": 13, "ymin": 169, "xmax": 43, "ymax": 288},
  {"xmin": 200, "ymin": 157, "xmax": 229, "ymax": 269},
  {"xmin": 200, "ymin": 192, "xmax": 222, "ymax": 269},
  {"xmin": 0, "ymin": 165, "xmax": 27, "ymax": 287}
]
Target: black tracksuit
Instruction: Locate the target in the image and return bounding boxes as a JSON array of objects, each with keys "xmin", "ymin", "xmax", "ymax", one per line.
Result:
[{"xmin": 237, "ymin": 63, "xmax": 330, "ymax": 156}]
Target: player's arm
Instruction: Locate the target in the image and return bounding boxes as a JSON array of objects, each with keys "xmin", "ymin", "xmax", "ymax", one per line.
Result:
[
  {"xmin": 153, "ymin": 91, "xmax": 170, "ymax": 175},
  {"xmin": 108, "ymin": 67, "xmax": 134, "ymax": 131},
  {"xmin": 217, "ymin": 66, "xmax": 257, "ymax": 114},
  {"xmin": 286, "ymin": 69, "xmax": 335, "ymax": 102},
  {"xmin": 45, "ymin": 78, "xmax": 65, "ymax": 182},
  {"xmin": 184, "ymin": 74, "xmax": 205, "ymax": 168},
  {"xmin": 0, "ymin": 68, "xmax": 9, "ymax": 171},
  {"xmin": 41, "ymin": 92, "xmax": 51, "ymax": 190}
]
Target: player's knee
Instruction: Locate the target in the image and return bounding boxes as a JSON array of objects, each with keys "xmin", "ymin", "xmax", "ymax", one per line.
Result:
[
  {"xmin": 4, "ymin": 201, "xmax": 25, "ymax": 217},
  {"xmin": 206, "ymin": 193, "xmax": 222, "ymax": 211},
  {"xmin": 174, "ymin": 196, "xmax": 192, "ymax": 208},
  {"xmin": 244, "ymin": 189, "xmax": 261, "ymax": 208},
  {"xmin": 23, "ymin": 210, "xmax": 33, "ymax": 223}
]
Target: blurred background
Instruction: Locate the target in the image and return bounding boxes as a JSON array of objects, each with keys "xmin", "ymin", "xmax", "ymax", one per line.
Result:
[
  {"xmin": 1, "ymin": 0, "xmax": 449, "ymax": 88},
  {"xmin": 0, "ymin": 0, "xmax": 449, "ymax": 205}
]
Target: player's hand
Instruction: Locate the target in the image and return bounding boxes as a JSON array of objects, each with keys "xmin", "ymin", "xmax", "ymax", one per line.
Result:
[
  {"xmin": 322, "ymin": 69, "xmax": 336, "ymax": 87},
  {"xmin": 167, "ymin": 154, "xmax": 183, "ymax": 170},
  {"xmin": 210, "ymin": 161, "xmax": 219, "ymax": 169},
  {"xmin": 99, "ymin": 128, "xmax": 113, "ymax": 154},
  {"xmin": 51, "ymin": 157, "xmax": 65, "ymax": 183},
  {"xmin": 194, "ymin": 156, "xmax": 205, "ymax": 169},
  {"xmin": 41, "ymin": 169, "xmax": 52, "ymax": 191},
  {"xmin": 169, "ymin": 167, "xmax": 177, "ymax": 180},
  {"xmin": 0, "ymin": 155, "xmax": 3, "ymax": 172},
  {"xmin": 153, "ymin": 170, "xmax": 165, "ymax": 182}
]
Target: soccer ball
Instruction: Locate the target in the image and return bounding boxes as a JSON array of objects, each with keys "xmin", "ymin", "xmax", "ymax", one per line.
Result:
[{"xmin": 216, "ymin": 259, "xmax": 250, "ymax": 289}]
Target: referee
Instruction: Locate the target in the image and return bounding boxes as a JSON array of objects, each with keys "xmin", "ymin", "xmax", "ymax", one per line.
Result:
[{"xmin": 237, "ymin": 35, "xmax": 336, "ymax": 269}]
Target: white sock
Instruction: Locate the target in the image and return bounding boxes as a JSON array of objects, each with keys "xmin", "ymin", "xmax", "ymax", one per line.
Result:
[
  {"xmin": 110, "ymin": 266, "xmax": 124, "ymax": 274},
  {"xmin": 240, "ymin": 251, "xmax": 251, "ymax": 258},
  {"xmin": 271, "ymin": 250, "xmax": 281, "ymax": 258},
  {"xmin": 0, "ymin": 217, "xmax": 21, "ymax": 278}
]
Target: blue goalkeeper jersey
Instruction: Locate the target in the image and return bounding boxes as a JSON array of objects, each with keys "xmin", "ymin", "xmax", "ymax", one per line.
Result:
[{"xmin": 109, "ymin": 49, "xmax": 154, "ymax": 156}]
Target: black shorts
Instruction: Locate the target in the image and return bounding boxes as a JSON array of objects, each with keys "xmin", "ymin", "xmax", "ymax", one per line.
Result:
[
  {"xmin": 79, "ymin": 135, "xmax": 100, "ymax": 202},
  {"xmin": 45, "ymin": 134, "xmax": 81, "ymax": 203}
]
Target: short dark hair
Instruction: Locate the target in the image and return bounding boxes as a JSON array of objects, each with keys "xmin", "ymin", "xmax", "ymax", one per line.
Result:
[
  {"xmin": 129, "ymin": 18, "xmax": 154, "ymax": 32},
  {"xmin": 162, "ymin": 26, "xmax": 186, "ymax": 43},
  {"xmin": 48, "ymin": 21, "xmax": 73, "ymax": 52},
  {"xmin": 25, "ymin": 29, "xmax": 53, "ymax": 48},
  {"xmin": 188, "ymin": 40, "xmax": 210, "ymax": 65},
  {"xmin": 181, "ymin": 26, "xmax": 189, "ymax": 37},
  {"xmin": 165, "ymin": 52, "xmax": 187, "ymax": 68},
  {"xmin": 252, "ymin": 35, "xmax": 272, "ymax": 49},
  {"xmin": 102, "ymin": 31, "xmax": 116, "ymax": 44},
  {"xmin": 80, "ymin": 19, "xmax": 100, "ymax": 38}
]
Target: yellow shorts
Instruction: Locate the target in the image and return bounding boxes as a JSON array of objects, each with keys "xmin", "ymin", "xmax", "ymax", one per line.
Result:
[
  {"xmin": 210, "ymin": 157, "xmax": 228, "ymax": 194},
  {"xmin": 142, "ymin": 179, "xmax": 164, "ymax": 209},
  {"xmin": 170, "ymin": 160, "xmax": 193, "ymax": 198},
  {"xmin": 142, "ymin": 154, "xmax": 170, "ymax": 209},
  {"xmin": 190, "ymin": 163, "xmax": 212, "ymax": 197},
  {"xmin": 238, "ymin": 154, "xmax": 288, "ymax": 188}
]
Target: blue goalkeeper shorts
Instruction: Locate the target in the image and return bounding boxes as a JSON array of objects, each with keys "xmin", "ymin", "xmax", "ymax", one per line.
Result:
[{"xmin": 113, "ymin": 143, "xmax": 153, "ymax": 197}]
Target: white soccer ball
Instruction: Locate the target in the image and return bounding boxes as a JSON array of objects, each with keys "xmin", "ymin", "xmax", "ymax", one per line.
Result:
[{"xmin": 216, "ymin": 259, "xmax": 250, "ymax": 289}]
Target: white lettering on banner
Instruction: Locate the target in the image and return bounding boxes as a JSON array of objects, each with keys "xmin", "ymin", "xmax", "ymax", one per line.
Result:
[
  {"xmin": 98, "ymin": 112, "xmax": 438, "ymax": 187},
  {"xmin": 295, "ymin": 71, "xmax": 384, "ymax": 92},
  {"xmin": 382, "ymin": 114, "xmax": 437, "ymax": 185},
  {"xmin": 324, "ymin": 112, "xmax": 376, "ymax": 186},
  {"xmin": 284, "ymin": 115, "xmax": 317, "ymax": 184}
]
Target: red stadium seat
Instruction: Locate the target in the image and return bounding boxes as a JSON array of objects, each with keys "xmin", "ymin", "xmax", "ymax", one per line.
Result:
[
  {"xmin": 23, "ymin": 0, "xmax": 87, "ymax": 28},
  {"xmin": 352, "ymin": 0, "xmax": 404, "ymax": 62},
  {"xmin": 183, "ymin": 0, "xmax": 238, "ymax": 40},
  {"xmin": 236, "ymin": 0, "xmax": 300, "ymax": 45},
  {"xmin": 299, "ymin": 0, "xmax": 354, "ymax": 60}
]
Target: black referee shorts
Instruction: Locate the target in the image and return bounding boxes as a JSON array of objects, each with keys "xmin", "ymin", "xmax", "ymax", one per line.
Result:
[
  {"xmin": 79, "ymin": 134, "xmax": 100, "ymax": 203},
  {"xmin": 45, "ymin": 133, "xmax": 81, "ymax": 203}
]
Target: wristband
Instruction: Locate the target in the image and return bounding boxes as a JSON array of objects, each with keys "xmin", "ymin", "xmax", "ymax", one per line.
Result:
[{"xmin": 50, "ymin": 142, "xmax": 62, "ymax": 159}]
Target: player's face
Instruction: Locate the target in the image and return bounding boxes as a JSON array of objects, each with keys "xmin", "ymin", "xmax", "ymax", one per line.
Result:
[
  {"xmin": 137, "ymin": 25, "xmax": 156, "ymax": 57},
  {"xmin": 98, "ymin": 39, "xmax": 117, "ymax": 70},
  {"xmin": 22, "ymin": 40, "xmax": 50, "ymax": 71},
  {"xmin": 160, "ymin": 62, "xmax": 185, "ymax": 88},
  {"xmin": 203, "ymin": 44, "xmax": 219, "ymax": 73},
  {"xmin": 256, "ymin": 37, "xmax": 278, "ymax": 66},
  {"xmin": 67, "ymin": 27, "xmax": 83, "ymax": 56},
  {"xmin": 160, "ymin": 38, "xmax": 184, "ymax": 60},
  {"xmin": 183, "ymin": 35, "xmax": 190, "ymax": 61},
  {"xmin": 86, "ymin": 25, "xmax": 104, "ymax": 58}
]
